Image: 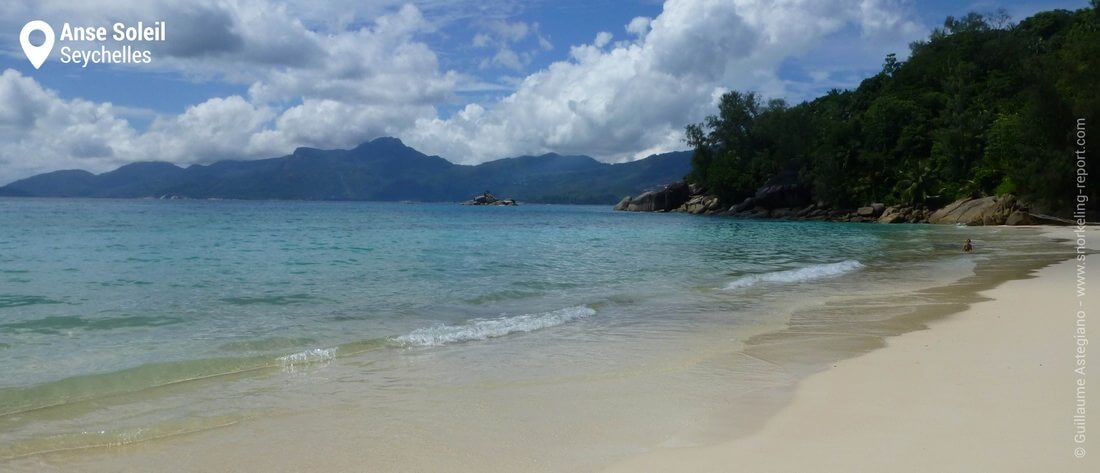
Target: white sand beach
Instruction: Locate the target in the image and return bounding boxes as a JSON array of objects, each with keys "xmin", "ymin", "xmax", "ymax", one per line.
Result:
[{"xmin": 608, "ymin": 228, "xmax": 1098, "ymax": 472}]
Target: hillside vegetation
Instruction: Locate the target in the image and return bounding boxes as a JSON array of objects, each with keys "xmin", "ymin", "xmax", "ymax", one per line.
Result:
[{"xmin": 687, "ymin": 4, "xmax": 1098, "ymax": 215}]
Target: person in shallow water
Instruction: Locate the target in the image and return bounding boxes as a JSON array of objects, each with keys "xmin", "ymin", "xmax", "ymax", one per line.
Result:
[{"xmin": 963, "ymin": 239, "xmax": 974, "ymax": 253}]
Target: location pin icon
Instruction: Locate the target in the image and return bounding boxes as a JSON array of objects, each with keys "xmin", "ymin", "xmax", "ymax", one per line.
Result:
[{"xmin": 20, "ymin": 20, "xmax": 55, "ymax": 70}]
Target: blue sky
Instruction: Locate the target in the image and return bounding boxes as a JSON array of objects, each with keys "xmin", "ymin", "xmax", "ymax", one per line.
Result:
[
  {"xmin": 1, "ymin": 1, "xmax": 672, "ymax": 123},
  {"xmin": 0, "ymin": 0, "xmax": 1090, "ymax": 183}
]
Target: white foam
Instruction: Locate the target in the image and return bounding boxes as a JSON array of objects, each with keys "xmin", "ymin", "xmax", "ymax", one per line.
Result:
[
  {"xmin": 278, "ymin": 347, "xmax": 337, "ymax": 367},
  {"xmin": 395, "ymin": 305, "xmax": 596, "ymax": 347},
  {"xmin": 724, "ymin": 260, "xmax": 864, "ymax": 290}
]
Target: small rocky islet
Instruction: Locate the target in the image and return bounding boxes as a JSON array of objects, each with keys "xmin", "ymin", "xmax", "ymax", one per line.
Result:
[{"xmin": 462, "ymin": 191, "xmax": 517, "ymax": 206}]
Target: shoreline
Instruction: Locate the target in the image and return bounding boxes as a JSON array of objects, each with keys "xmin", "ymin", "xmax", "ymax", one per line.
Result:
[
  {"xmin": 615, "ymin": 181, "xmax": 1090, "ymax": 226},
  {"xmin": 3, "ymin": 225, "xmax": 1082, "ymax": 471},
  {"xmin": 607, "ymin": 226, "xmax": 1097, "ymax": 472}
]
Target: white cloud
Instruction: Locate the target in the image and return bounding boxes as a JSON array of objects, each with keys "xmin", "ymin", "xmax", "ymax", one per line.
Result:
[
  {"xmin": 626, "ymin": 16, "xmax": 652, "ymax": 38},
  {"xmin": 0, "ymin": 3, "xmax": 455, "ymax": 182},
  {"xmin": 0, "ymin": 69, "xmax": 292, "ymax": 181},
  {"xmin": 483, "ymin": 48, "xmax": 526, "ymax": 71},
  {"xmin": 858, "ymin": 0, "xmax": 923, "ymax": 38},
  {"xmin": 482, "ymin": 19, "xmax": 531, "ymax": 43},
  {"xmin": 469, "ymin": 19, "xmax": 553, "ymax": 72},
  {"xmin": 472, "ymin": 33, "xmax": 492, "ymax": 48},
  {"xmin": 537, "ymin": 35, "xmax": 553, "ymax": 51},
  {"xmin": 267, "ymin": 98, "xmax": 436, "ymax": 149},
  {"xmin": 0, "ymin": 0, "xmax": 930, "ymax": 184},
  {"xmin": 0, "ymin": 69, "xmax": 137, "ymax": 179},
  {"xmin": 405, "ymin": 0, "xmax": 927, "ymax": 164},
  {"xmin": 245, "ymin": 4, "xmax": 455, "ymax": 106},
  {"xmin": 593, "ymin": 31, "xmax": 613, "ymax": 48},
  {"xmin": 136, "ymin": 96, "xmax": 280, "ymax": 164}
]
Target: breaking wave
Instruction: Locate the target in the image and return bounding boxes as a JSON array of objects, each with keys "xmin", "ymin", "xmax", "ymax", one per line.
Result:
[
  {"xmin": 395, "ymin": 305, "xmax": 596, "ymax": 347},
  {"xmin": 277, "ymin": 347, "xmax": 337, "ymax": 368},
  {"xmin": 724, "ymin": 260, "xmax": 864, "ymax": 290}
]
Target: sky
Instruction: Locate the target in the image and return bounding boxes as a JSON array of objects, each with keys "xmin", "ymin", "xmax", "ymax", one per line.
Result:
[{"xmin": 0, "ymin": 0, "xmax": 1089, "ymax": 184}]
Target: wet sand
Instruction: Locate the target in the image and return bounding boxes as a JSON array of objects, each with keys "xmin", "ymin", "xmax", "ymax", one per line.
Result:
[{"xmin": 608, "ymin": 228, "xmax": 1098, "ymax": 472}]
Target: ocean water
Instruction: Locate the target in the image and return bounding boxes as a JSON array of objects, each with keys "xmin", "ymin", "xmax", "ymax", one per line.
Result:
[{"xmin": 0, "ymin": 198, "xmax": 1059, "ymax": 466}]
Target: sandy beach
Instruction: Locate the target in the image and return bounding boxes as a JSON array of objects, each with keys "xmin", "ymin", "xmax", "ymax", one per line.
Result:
[
  {"xmin": 3, "ymin": 222, "xmax": 1089, "ymax": 472},
  {"xmin": 608, "ymin": 228, "xmax": 1098, "ymax": 472}
]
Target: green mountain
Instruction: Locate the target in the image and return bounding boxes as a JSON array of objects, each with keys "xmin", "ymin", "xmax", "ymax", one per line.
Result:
[{"xmin": 0, "ymin": 137, "xmax": 691, "ymax": 204}]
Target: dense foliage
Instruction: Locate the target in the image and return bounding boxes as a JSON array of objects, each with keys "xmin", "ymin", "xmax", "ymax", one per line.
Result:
[{"xmin": 687, "ymin": 4, "xmax": 1099, "ymax": 214}]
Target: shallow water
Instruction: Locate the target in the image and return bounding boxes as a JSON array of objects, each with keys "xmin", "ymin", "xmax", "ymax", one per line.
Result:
[{"xmin": 0, "ymin": 198, "xmax": 1064, "ymax": 468}]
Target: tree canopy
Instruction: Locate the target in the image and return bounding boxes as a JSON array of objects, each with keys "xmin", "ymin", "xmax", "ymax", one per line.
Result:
[{"xmin": 687, "ymin": 4, "xmax": 1099, "ymax": 215}]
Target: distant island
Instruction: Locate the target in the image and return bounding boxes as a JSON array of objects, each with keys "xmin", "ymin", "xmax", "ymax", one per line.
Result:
[{"xmin": 0, "ymin": 137, "xmax": 690, "ymax": 205}]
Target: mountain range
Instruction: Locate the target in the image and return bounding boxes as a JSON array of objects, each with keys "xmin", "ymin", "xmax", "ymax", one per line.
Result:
[{"xmin": 0, "ymin": 138, "xmax": 691, "ymax": 204}]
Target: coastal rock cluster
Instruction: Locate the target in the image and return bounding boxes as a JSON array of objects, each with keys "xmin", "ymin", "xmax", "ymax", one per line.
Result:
[
  {"xmin": 926, "ymin": 195, "xmax": 1033, "ymax": 225},
  {"xmin": 614, "ymin": 181, "xmax": 1046, "ymax": 226},
  {"xmin": 613, "ymin": 182, "xmax": 690, "ymax": 211},
  {"xmin": 463, "ymin": 191, "xmax": 517, "ymax": 206}
]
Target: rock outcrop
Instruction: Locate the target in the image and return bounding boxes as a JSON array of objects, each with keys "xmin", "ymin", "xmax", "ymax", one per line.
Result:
[
  {"xmin": 722, "ymin": 192, "xmax": 1040, "ymax": 225},
  {"xmin": 926, "ymin": 195, "xmax": 1031, "ymax": 226},
  {"xmin": 678, "ymin": 193, "xmax": 723, "ymax": 214},
  {"xmin": 616, "ymin": 182, "xmax": 691, "ymax": 212},
  {"xmin": 613, "ymin": 179, "xmax": 1054, "ymax": 226},
  {"xmin": 857, "ymin": 203, "xmax": 885, "ymax": 218},
  {"xmin": 463, "ymin": 191, "xmax": 517, "ymax": 206},
  {"xmin": 876, "ymin": 205, "xmax": 931, "ymax": 224}
]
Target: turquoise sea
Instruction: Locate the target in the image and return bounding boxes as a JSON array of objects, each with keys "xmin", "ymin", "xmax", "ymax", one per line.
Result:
[{"xmin": 0, "ymin": 198, "xmax": 1060, "ymax": 467}]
